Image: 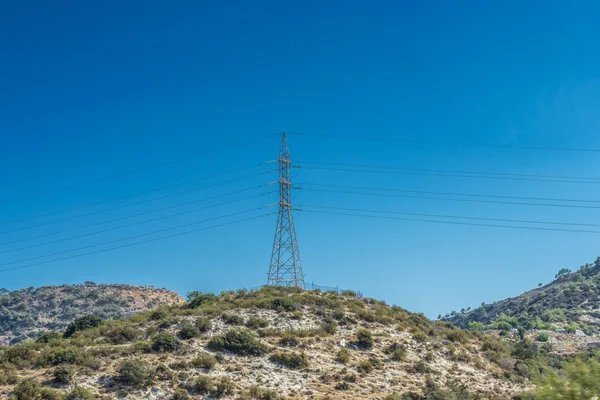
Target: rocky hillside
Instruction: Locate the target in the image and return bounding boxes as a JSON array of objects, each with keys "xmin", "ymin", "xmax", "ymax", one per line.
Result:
[
  {"xmin": 0, "ymin": 286, "xmax": 591, "ymax": 399},
  {"xmin": 0, "ymin": 283, "xmax": 184, "ymax": 345},
  {"xmin": 446, "ymin": 257, "xmax": 600, "ymax": 334}
]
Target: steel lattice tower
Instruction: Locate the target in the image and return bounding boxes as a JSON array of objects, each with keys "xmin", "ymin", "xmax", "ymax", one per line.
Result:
[{"xmin": 267, "ymin": 133, "xmax": 305, "ymax": 288}]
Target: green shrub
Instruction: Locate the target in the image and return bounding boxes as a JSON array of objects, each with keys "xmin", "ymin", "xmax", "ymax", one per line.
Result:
[
  {"xmin": 386, "ymin": 343, "xmax": 406, "ymax": 361},
  {"xmin": 189, "ymin": 375, "xmax": 215, "ymax": 394},
  {"xmin": 222, "ymin": 314, "xmax": 245, "ymax": 325},
  {"xmin": 64, "ymin": 315, "xmax": 102, "ymax": 338},
  {"xmin": 412, "ymin": 328, "xmax": 428, "ymax": 343},
  {"xmin": 65, "ymin": 387, "xmax": 95, "ymax": 400},
  {"xmin": 320, "ymin": 319, "xmax": 338, "ymax": 335},
  {"xmin": 40, "ymin": 387, "xmax": 64, "ymax": 400},
  {"xmin": 149, "ymin": 308, "xmax": 169, "ymax": 321},
  {"xmin": 195, "ymin": 317, "xmax": 212, "ymax": 333},
  {"xmin": 36, "ymin": 332, "xmax": 63, "ymax": 343},
  {"xmin": 410, "ymin": 360, "xmax": 430, "ymax": 374},
  {"xmin": 117, "ymin": 359, "xmax": 155, "ymax": 387},
  {"xmin": 11, "ymin": 378, "xmax": 40, "ymax": 400},
  {"xmin": 48, "ymin": 348, "xmax": 78, "ymax": 365},
  {"xmin": 537, "ymin": 332, "xmax": 550, "ymax": 342},
  {"xmin": 269, "ymin": 351, "xmax": 309, "ymax": 369},
  {"xmin": 271, "ymin": 298, "xmax": 297, "ymax": 312},
  {"xmin": 355, "ymin": 329, "xmax": 374, "ymax": 349},
  {"xmin": 190, "ymin": 352, "xmax": 217, "ymax": 370},
  {"xmin": 103, "ymin": 324, "xmax": 143, "ymax": 344},
  {"xmin": 186, "ymin": 293, "xmax": 218, "ymax": 309},
  {"xmin": 152, "ymin": 333, "xmax": 182, "ymax": 352},
  {"xmin": 2, "ymin": 344, "xmax": 35, "ymax": 367},
  {"xmin": 54, "ymin": 365, "xmax": 74, "ymax": 384},
  {"xmin": 246, "ymin": 316, "xmax": 270, "ymax": 329},
  {"xmin": 215, "ymin": 375, "xmax": 232, "ymax": 396},
  {"xmin": 178, "ymin": 323, "xmax": 200, "ymax": 340},
  {"xmin": 335, "ymin": 348, "xmax": 351, "ymax": 364},
  {"xmin": 170, "ymin": 388, "xmax": 190, "ymax": 400},
  {"xmin": 356, "ymin": 359, "xmax": 374, "ymax": 374},
  {"xmin": 207, "ymin": 329, "xmax": 269, "ymax": 356},
  {"xmin": 248, "ymin": 386, "xmax": 281, "ymax": 399}
]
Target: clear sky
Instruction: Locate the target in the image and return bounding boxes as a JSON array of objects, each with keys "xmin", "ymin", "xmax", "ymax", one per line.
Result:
[{"xmin": 1, "ymin": 1, "xmax": 600, "ymax": 318}]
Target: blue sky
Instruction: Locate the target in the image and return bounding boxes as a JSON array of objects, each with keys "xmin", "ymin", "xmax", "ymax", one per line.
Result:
[{"xmin": 1, "ymin": 1, "xmax": 600, "ymax": 318}]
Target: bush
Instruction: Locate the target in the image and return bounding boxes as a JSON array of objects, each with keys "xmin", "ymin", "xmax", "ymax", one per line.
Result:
[
  {"xmin": 320, "ymin": 319, "xmax": 338, "ymax": 335},
  {"xmin": 271, "ymin": 298, "xmax": 297, "ymax": 312},
  {"xmin": 246, "ymin": 316, "xmax": 270, "ymax": 329},
  {"xmin": 36, "ymin": 332, "xmax": 63, "ymax": 343},
  {"xmin": 152, "ymin": 333, "xmax": 182, "ymax": 352},
  {"xmin": 537, "ymin": 332, "xmax": 550, "ymax": 342},
  {"xmin": 54, "ymin": 365, "xmax": 74, "ymax": 384},
  {"xmin": 222, "ymin": 314, "xmax": 245, "ymax": 325},
  {"xmin": 65, "ymin": 387, "xmax": 95, "ymax": 400},
  {"xmin": 149, "ymin": 308, "xmax": 169, "ymax": 321},
  {"xmin": 207, "ymin": 329, "xmax": 269, "ymax": 356},
  {"xmin": 356, "ymin": 359, "xmax": 374, "ymax": 374},
  {"xmin": 117, "ymin": 359, "xmax": 155, "ymax": 387},
  {"xmin": 178, "ymin": 323, "xmax": 200, "ymax": 340},
  {"xmin": 335, "ymin": 348, "xmax": 351, "ymax": 364},
  {"xmin": 269, "ymin": 351, "xmax": 309, "ymax": 369},
  {"xmin": 64, "ymin": 315, "xmax": 102, "ymax": 338},
  {"xmin": 412, "ymin": 329, "xmax": 428, "ymax": 343},
  {"xmin": 40, "ymin": 388, "xmax": 64, "ymax": 400},
  {"xmin": 104, "ymin": 324, "xmax": 143, "ymax": 344},
  {"xmin": 2, "ymin": 345, "xmax": 35, "ymax": 368},
  {"xmin": 386, "ymin": 343, "xmax": 406, "ymax": 361},
  {"xmin": 195, "ymin": 317, "xmax": 212, "ymax": 333},
  {"xmin": 248, "ymin": 386, "xmax": 281, "ymax": 399},
  {"xmin": 189, "ymin": 375, "xmax": 215, "ymax": 394},
  {"xmin": 335, "ymin": 381, "xmax": 350, "ymax": 390},
  {"xmin": 170, "ymin": 388, "xmax": 190, "ymax": 400},
  {"xmin": 190, "ymin": 352, "xmax": 217, "ymax": 369},
  {"xmin": 410, "ymin": 360, "xmax": 430, "ymax": 374},
  {"xmin": 355, "ymin": 329, "xmax": 374, "ymax": 349},
  {"xmin": 48, "ymin": 348, "xmax": 78, "ymax": 365},
  {"xmin": 186, "ymin": 293, "xmax": 218, "ymax": 309},
  {"xmin": 11, "ymin": 378, "xmax": 40, "ymax": 400}
]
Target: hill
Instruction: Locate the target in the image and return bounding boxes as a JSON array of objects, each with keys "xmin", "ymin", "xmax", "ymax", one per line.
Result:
[
  {"xmin": 446, "ymin": 257, "xmax": 600, "ymax": 335},
  {"xmin": 0, "ymin": 283, "xmax": 184, "ymax": 345},
  {"xmin": 0, "ymin": 286, "xmax": 592, "ymax": 399}
]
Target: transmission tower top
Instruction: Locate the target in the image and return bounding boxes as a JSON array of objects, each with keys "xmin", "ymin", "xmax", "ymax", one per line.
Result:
[{"xmin": 267, "ymin": 133, "xmax": 305, "ymax": 288}]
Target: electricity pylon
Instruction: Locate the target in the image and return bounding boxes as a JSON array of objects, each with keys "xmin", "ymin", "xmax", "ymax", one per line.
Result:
[{"xmin": 267, "ymin": 133, "xmax": 305, "ymax": 288}]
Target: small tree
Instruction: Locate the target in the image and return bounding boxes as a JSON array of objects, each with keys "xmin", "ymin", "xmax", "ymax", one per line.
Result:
[
  {"xmin": 64, "ymin": 315, "xmax": 102, "ymax": 338},
  {"xmin": 555, "ymin": 268, "xmax": 572, "ymax": 279},
  {"xmin": 355, "ymin": 329, "xmax": 374, "ymax": 349},
  {"xmin": 117, "ymin": 359, "xmax": 155, "ymax": 387},
  {"xmin": 152, "ymin": 333, "xmax": 182, "ymax": 352}
]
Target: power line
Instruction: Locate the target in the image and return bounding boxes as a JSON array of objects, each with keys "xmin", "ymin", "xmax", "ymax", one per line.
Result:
[
  {"xmin": 1, "ymin": 134, "xmax": 279, "ymax": 205},
  {"xmin": 297, "ymin": 187, "xmax": 600, "ymax": 209},
  {"xmin": 296, "ymin": 160, "xmax": 600, "ymax": 181},
  {"xmin": 286, "ymin": 132, "xmax": 600, "ymax": 153},
  {"xmin": 296, "ymin": 163, "xmax": 600, "ymax": 185},
  {"xmin": 0, "ymin": 191, "xmax": 275, "ymax": 255},
  {"xmin": 0, "ymin": 212, "xmax": 273, "ymax": 274},
  {"xmin": 297, "ymin": 182, "xmax": 600, "ymax": 204},
  {"xmin": 0, "ymin": 206, "xmax": 272, "ymax": 269},
  {"xmin": 298, "ymin": 208, "xmax": 600, "ymax": 234},
  {"xmin": 0, "ymin": 169, "xmax": 275, "ymax": 236},
  {"xmin": 0, "ymin": 185, "xmax": 269, "ymax": 247},
  {"xmin": 0, "ymin": 162, "xmax": 272, "ymax": 227},
  {"xmin": 297, "ymin": 204, "xmax": 600, "ymax": 227}
]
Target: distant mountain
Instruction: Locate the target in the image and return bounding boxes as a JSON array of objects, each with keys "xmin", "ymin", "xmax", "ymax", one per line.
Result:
[
  {"xmin": 446, "ymin": 257, "xmax": 600, "ymax": 334},
  {"xmin": 0, "ymin": 282, "xmax": 184, "ymax": 345}
]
